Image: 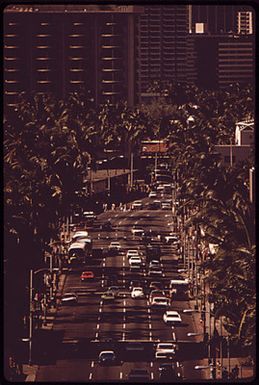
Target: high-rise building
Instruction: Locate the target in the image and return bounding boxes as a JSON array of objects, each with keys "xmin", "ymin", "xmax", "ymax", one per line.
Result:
[
  {"xmin": 190, "ymin": 4, "xmax": 255, "ymax": 35},
  {"xmin": 136, "ymin": 5, "xmax": 189, "ymax": 101},
  {"xmin": 4, "ymin": 4, "xmax": 143, "ymax": 107}
]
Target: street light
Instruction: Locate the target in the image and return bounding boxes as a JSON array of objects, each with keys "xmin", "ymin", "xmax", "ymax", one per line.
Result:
[{"xmin": 187, "ymin": 332, "xmax": 204, "ymax": 337}]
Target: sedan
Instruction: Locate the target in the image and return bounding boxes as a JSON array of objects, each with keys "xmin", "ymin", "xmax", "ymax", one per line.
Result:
[
  {"xmin": 131, "ymin": 287, "xmax": 145, "ymax": 299},
  {"xmin": 80, "ymin": 271, "xmax": 94, "ymax": 281},
  {"xmin": 163, "ymin": 311, "xmax": 182, "ymax": 324},
  {"xmin": 164, "ymin": 234, "xmax": 179, "ymax": 244},
  {"xmin": 101, "ymin": 291, "xmax": 116, "ymax": 301},
  {"xmin": 61, "ymin": 292, "xmax": 78, "ymax": 305},
  {"xmin": 148, "ymin": 266, "xmax": 163, "ymax": 276},
  {"xmin": 126, "ymin": 249, "xmax": 139, "ymax": 259},
  {"xmin": 131, "ymin": 200, "xmax": 143, "ymax": 210},
  {"xmin": 148, "ymin": 191, "xmax": 157, "ymax": 198},
  {"xmin": 155, "ymin": 343, "xmax": 177, "ymax": 359},
  {"xmin": 108, "ymin": 241, "xmax": 121, "ymax": 251},
  {"xmin": 149, "ymin": 260, "xmax": 161, "ymax": 269},
  {"xmin": 129, "ymin": 256, "xmax": 142, "ymax": 265},
  {"xmin": 131, "ymin": 228, "xmax": 144, "ymax": 237},
  {"xmin": 98, "ymin": 350, "xmax": 117, "ymax": 365}
]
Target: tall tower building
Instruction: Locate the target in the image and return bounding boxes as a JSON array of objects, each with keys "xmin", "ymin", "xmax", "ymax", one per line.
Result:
[
  {"xmin": 4, "ymin": 4, "xmax": 143, "ymax": 107},
  {"xmin": 237, "ymin": 11, "xmax": 253, "ymax": 34},
  {"xmin": 136, "ymin": 5, "xmax": 189, "ymax": 102}
]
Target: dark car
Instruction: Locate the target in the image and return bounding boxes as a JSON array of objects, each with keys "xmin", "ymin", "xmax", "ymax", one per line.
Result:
[
  {"xmin": 159, "ymin": 363, "xmax": 180, "ymax": 380},
  {"xmin": 128, "ymin": 368, "xmax": 150, "ymax": 381},
  {"xmin": 98, "ymin": 350, "xmax": 117, "ymax": 365}
]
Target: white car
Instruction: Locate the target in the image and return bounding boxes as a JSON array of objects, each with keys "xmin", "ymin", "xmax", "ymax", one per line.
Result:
[
  {"xmin": 151, "ymin": 297, "xmax": 170, "ymax": 308},
  {"xmin": 131, "ymin": 200, "xmax": 143, "ymax": 210},
  {"xmin": 129, "ymin": 256, "xmax": 142, "ymax": 265},
  {"xmin": 61, "ymin": 292, "xmax": 78, "ymax": 305},
  {"xmin": 108, "ymin": 241, "xmax": 121, "ymax": 250},
  {"xmin": 164, "ymin": 234, "xmax": 179, "ymax": 244},
  {"xmin": 149, "ymin": 260, "xmax": 161, "ymax": 269},
  {"xmin": 155, "ymin": 343, "xmax": 177, "ymax": 359},
  {"xmin": 131, "ymin": 228, "xmax": 144, "ymax": 237},
  {"xmin": 126, "ymin": 249, "xmax": 140, "ymax": 259},
  {"xmin": 72, "ymin": 231, "xmax": 89, "ymax": 241},
  {"xmin": 131, "ymin": 287, "xmax": 145, "ymax": 298},
  {"xmin": 163, "ymin": 311, "xmax": 182, "ymax": 324},
  {"xmin": 149, "ymin": 191, "xmax": 157, "ymax": 198}
]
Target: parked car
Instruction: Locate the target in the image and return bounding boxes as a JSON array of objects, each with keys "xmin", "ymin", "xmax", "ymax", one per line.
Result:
[
  {"xmin": 131, "ymin": 287, "xmax": 145, "ymax": 299},
  {"xmin": 80, "ymin": 271, "xmax": 94, "ymax": 281},
  {"xmin": 61, "ymin": 292, "xmax": 78, "ymax": 305},
  {"xmin": 126, "ymin": 249, "xmax": 140, "ymax": 259},
  {"xmin": 163, "ymin": 311, "xmax": 182, "ymax": 324},
  {"xmin": 131, "ymin": 200, "xmax": 143, "ymax": 210},
  {"xmin": 98, "ymin": 350, "xmax": 117, "ymax": 365}
]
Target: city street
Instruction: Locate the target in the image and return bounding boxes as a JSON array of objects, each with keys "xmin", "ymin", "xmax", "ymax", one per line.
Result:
[{"xmin": 35, "ymin": 198, "xmax": 207, "ymax": 382}]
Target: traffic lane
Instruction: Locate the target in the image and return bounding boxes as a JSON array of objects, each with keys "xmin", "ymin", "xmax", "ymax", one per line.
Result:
[{"xmin": 36, "ymin": 358, "xmax": 94, "ymax": 381}]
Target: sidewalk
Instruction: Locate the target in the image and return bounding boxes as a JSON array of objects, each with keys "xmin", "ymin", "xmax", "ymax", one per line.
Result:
[
  {"xmin": 189, "ymin": 299, "xmax": 255, "ymax": 380},
  {"xmin": 23, "ymin": 272, "xmax": 67, "ymax": 381}
]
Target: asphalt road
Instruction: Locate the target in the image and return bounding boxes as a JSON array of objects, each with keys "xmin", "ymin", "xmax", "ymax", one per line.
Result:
[{"xmin": 36, "ymin": 196, "xmax": 206, "ymax": 382}]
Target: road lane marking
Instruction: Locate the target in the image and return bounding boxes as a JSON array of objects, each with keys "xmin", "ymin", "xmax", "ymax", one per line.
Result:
[
  {"xmin": 99, "ymin": 308, "xmax": 102, "ymax": 312},
  {"xmin": 119, "ymin": 221, "xmax": 121, "ymax": 225},
  {"xmin": 172, "ymin": 332, "xmax": 176, "ymax": 340},
  {"xmin": 123, "ymin": 300, "xmax": 126, "ymax": 306},
  {"xmin": 103, "ymin": 261, "xmax": 106, "ymax": 267},
  {"xmin": 89, "ymin": 373, "xmax": 93, "ymax": 380},
  {"xmin": 150, "ymin": 362, "xmax": 153, "ymax": 367},
  {"xmin": 151, "ymin": 372, "xmax": 154, "ymax": 380},
  {"xmin": 95, "ymin": 332, "xmax": 99, "ymax": 338},
  {"xmin": 120, "ymin": 372, "xmax": 123, "ymax": 379},
  {"xmin": 122, "ymin": 332, "xmax": 125, "ymax": 340},
  {"xmin": 122, "ymin": 271, "xmax": 125, "ymax": 276},
  {"xmin": 123, "ymin": 308, "xmax": 126, "ymax": 313},
  {"xmin": 123, "ymin": 323, "xmax": 126, "ymax": 329},
  {"xmin": 115, "ymin": 214, "xmax": 118, "ymax": 217},
  {"xmin": 148, "ymin": 308, "xmax": 151, "ymax": 313},
  {"xmin": 96, "ymin": 324, "xmax": 100, "ymax": 329},
  {"xmin": 176, "ymin": 361, "xmax": 180, "ymax": 367},
  {"xmin": 98, "ymin": 316, "xmax": 101, "ymax": 321},
  {"xmin": 91, "ymin": 361, "xmax": 95, "ymax": 368},
  {"xmin": 100, "ymin": 301, "xmax": 103, "ymax": 306},
  {"xmin": 149, "ymin": 324, "xmax": 152, "ymax": 329}
]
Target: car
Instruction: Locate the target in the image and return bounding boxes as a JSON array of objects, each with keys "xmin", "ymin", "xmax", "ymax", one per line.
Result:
[
  {"xmin": 148, "ymin": 266, "xmax": 163, "ymax": 276},
  {"xmin": 101, "ymin": 291, "xmax": 116, "ymax": 301},
  {"xmin": 131, "ymin": 200, "xmax": 143, "ymax": 210},
  {"xmin": 150, "ymin": 289, "xmax": 167, "ymax": 299},
  {"xmin": 83, "ymin": 211, "xmax": 96, "ymax": 222},
  {"xmin": 107, "ymin": 286, "xmax": 124, "ymax": 297},
  {"xmin": 72, "ymin": 230, "xmax": 89, "ymax": 241},
  {"xmin": 161, "ymin": 201, "xmax": 171, "ymax": 210},
  {"xmin": 126, "ymin": 249, "xmax": 140, "ymax": 259},
  {"xmin": 155, "ymin": 343, "xmax": 177, "ymax": 359},
  {"xmin": 149, "ymin": 281, "xmax": 163, "ymax": 290},
  {"xmin": 128, "ymin": 369, "xmax": 150, "ymax": 381},
  {"xmin": 131, "ymin": 287, "xmax": 145, "ymax": 299},
  {"xmin": 149, "ymin": 260, "xmax": 161, "ymax": 269},
  {"xmin": 100, "ymin": 221, "xmax": 113, "ymax": 231},
  {"xmin": 98, "ymin": 350, "xmax": 117, "ymax": 365},
  {"xmin": 151, "ymin": 297, "xmax": 170, "ymax": 308},
  {"xmin": 80, "ymin": 271, "xmax": 94, "ymax": 281},
  {"xmin": 163, "ymin": 310, "xmax": 182, "ymax": 324},
  {"xmin": 61, "ymin": 292, "xmax": 78, "ymax": 305},
  {"xmin": 159, "ymin": 363, "xmax": 179, "ymax": 379},
  {"xmin": 131, "ymin": 228, "xmax": 144, "ymax": 237},
  {"xmin": 108, "ymin": 241, "xmax": 121, "ymax": 251},
  {"xmin": 164, "ymin": 234, "xmax": 179, "ymax": 244},
  {"xmin": 129, "ymin": 280, "xmax": 142, "ymax": 290},
  {"xmin": 149, "ymin": 191, "xmax": 157, "ymax": 198},
  {"xmin": 129, "ymin": 256, "xmax": 142, "ymax": 265}
]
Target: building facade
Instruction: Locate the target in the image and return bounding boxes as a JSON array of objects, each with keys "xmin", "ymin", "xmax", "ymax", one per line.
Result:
[{"xmin": 4, "ymin": 4, "xmax": 143, "ymax": 107}]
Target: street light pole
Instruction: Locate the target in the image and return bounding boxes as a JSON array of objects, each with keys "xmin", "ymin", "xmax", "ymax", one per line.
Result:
[{"xmin": 29, "ymin": 269, "xmax": 33, "ymax": 366}]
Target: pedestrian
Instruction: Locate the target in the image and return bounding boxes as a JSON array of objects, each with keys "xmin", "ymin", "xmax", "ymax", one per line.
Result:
[
  {"xmin": 232, "ymin": 365, "xmax": 239, "ymax": 379},
  {"xmin": 222, "ymin": 367, "xmax": 228, "ymax": 380}
]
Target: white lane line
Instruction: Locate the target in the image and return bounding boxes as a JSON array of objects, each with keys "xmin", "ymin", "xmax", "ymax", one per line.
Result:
[
  {"xmin": 119, "ymin": 221, "xmax": 122, "ymax": 225},
  {"xmin": 123, "ymin": 260, "xmax": 125, "ymax": 267},
  {"xmin": 95, "ymin": 332, "xmax": 99, "ymax": 338},
  {"xmin": 98, "ymin": 316, "xmax": 101, "ymax": 321},
  {"xmin": 172, "ymin": 332, "xmax": 176, "ymax": 340},
  {"xmin": 149, "ymin": 324, "xmax": 152, "ymax": 329},
  {"xmin": 122, "ymin": 332, "xmax": 126, "ymax": 340},
  {"xmin": 122, "ymin": 271, "xmax": 125, "ymax": 276},
  {"xmin": 101, "ymin": 273, "xmax": 104, "ymax": 279},
  {"xmin": 115, "ymin": 214, "xmax": 118, "ymax": 217},
  {"xmin": 147, "ymin": 214, "xmax": 150, "ymax": 217},
  {"xmin": 89, "ymin": 373, "xmax": 93, "ymax": 380},
  {"xmin": 123, "ymin": 308, "xmax": 126, "ymax": 313},
  {"xmin": 101, "ymin": 280, "xmax": 104, "ymax": 287},
  {"xmin": 148, "ymin": 308, "xmax": 151, "ymax": 313},
  {"xmin": 123, "ymin": 323, "xmax": 126, "ymax": 329},
  {"xmin": 150, "ymin": 362, "xmax": 153, "ymax": 367},
  {"xmin": 123, "ymin": 278, "xmax": 125, "ymax": 284},
  {"xmin": 120, "ymin": 372, "xmax": 123, "ymax": 379},
  {"xmin": 96, "ymin": 324, "xmax": 100, "ymax": 330},
  {"xmin": 171, "ymin": 325, "xmax": 174, "ymax": 329},
  {"xmin": 103, "ymin": 261, "xmax": 106, "ymax": 267},
  {"xmin": 151, "ymin": 372, "xmax": 154, "ymax": 380},
  {"xmin": 123, "ymin": 300, "xmax": 126, "ymax": 306},
  {"xmin": 100, "ymin": 301, "xmax": 103, "ymax": 306},
  {"xmin": 91, "ymin": 361, "xmax": 95, "ymax": 368},
  {"xmin": 176, "ymin": 361, "xmax": 180, "ymax": 368},
  {"xmin": 99, "ymin": 308, "xmax": 102, "ymax": 312},
  {"xmin": 149, "ymin": 335, "xmax": 152, "ymax": 341}
]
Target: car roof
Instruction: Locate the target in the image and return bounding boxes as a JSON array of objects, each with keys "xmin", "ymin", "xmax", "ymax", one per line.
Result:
[
  {"xmin": 99, "ymin": 350, "xmax": 115, "ymax": 355},
  {"xmin": 166, "ymin": 311, "xmax": 180, "ymax": 315},
  {"xmin": 133, "ymin": 287, "xmax": 143, "ymax": 290}
]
